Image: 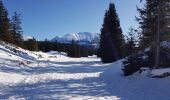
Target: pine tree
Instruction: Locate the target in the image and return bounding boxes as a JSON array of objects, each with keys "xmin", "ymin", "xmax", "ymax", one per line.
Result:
[
  {"xmin": 137, "ymin": 0, "xmax": 170, "ymax": 48},
  {"xmin": 24, "ymin": 38, "xmax": 39, "ymax": 51},
  {"xmin": 10, "ymin": 12, "xmax": 23, "ymax": 47},
  {"xmin": 125, "ymin": 27, "xmax": 136, "ymax": 56},
  {"xmin": 0, "ymin": 0, "xmax": 13, "ymax": 43},
  {"xmin": 67, "ymin": 40, "xmax": 81, "ymax": 58},
  {"xmin": 98, "ymin": 2, "xmax": 125, "ymax": 63},
  {"xmin": 137, "ymin": 0, "xmax": 170, "ymax": 68},
  {"xmin": 32, "ymin": 38, "xmax": 39, "ymax": 51},
  {"xmin": 68, "ymin": 40, "xmax": 75, "ymax": 57},
  {"xmin": 123, "ymin": 0, "xmax": 170, "ymax": 75},
  {"xmin": 80, "ymin": 46, "xmax": 88, "ymax": 57},
  {"xmin": 74, "ymin": 43, "xmax": 81, "ymax": 57}
]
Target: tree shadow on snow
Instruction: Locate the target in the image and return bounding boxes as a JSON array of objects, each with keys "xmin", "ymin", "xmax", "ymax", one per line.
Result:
[
  {"xmin": 0, "ymin": 77, "xmax": 118, "ymax": 100},
  {"xmin": 0, "ymin": 60, "xmax": 106, "ymax": 75}
]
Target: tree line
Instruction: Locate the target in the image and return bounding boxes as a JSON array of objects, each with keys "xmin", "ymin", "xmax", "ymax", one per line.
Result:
[
  {"xmin": 1, "ymin": 0, "xmax": 170, "ymax": 71},
  {"xmin": 0, "ymin": 0, "xmax": 97, "ymax": 57},
  {"xmin": 38, "ymin": 40, "xmax": 97, "ymax": 57},
  {"xmin": 98, "ymin": 1, "xmax": 170, "ymax": 76},
  {"xmin": 0, "ymin": 0, "xmax": 39, "ymax": 51},
  {"xmin": 123, "ymin": 0, "xmax": 170, "ymax": 76}
]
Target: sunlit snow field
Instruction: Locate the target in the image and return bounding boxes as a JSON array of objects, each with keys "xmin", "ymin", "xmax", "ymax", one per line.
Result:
[{"xmin": 0, "ymin": 42, "xmax": 170, "ymax": 100}]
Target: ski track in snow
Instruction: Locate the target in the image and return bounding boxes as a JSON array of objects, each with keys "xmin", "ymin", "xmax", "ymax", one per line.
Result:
[
  {"xmin": 0, "ymin": 55, "xmax": 120, "ymax": 100},
  {"xmin": 0, "ymin": 43, "xmax": 170, "ymax": 100}
]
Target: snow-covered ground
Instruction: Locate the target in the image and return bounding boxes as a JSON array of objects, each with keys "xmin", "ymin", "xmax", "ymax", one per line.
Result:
[{"xmin": 0, "ymin": 41, "xmax": 170, "ymax": 100}]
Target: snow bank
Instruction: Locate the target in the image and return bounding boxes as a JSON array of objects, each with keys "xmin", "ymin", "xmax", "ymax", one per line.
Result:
[
  {"xmin": 0, "ymin": 41, "xmax": 39, "ymax": 61},
  {"xmin": 152, "ymin": 68, "xmax": 170, "ymax": 75},
  {"xmin": 100, "ymin": 59, "xmax": 170, "ymax": 100},
  {"xmin": 47, "ymin": 51, "xmax": 67, "ymax": 58}
]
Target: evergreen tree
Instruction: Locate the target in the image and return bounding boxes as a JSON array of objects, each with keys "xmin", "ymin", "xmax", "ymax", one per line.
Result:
[
  {"xmin": 0, "ymin": 0, "xmax": 13, "ymax": 43},
  {"xmin": 122, "ymin": 53, "xmax": 144, "ymax": 76},
  {"xmin": 24, "ymin": 38, "xmax": 38, "ymax": 51},
  {"xmin": 75, "ymin": 43, "xmax": 81, "ymax": 57},
  {"xmin": 68, "ymin": 40, "xmax": 75, "ymax": 57},
  {"xmin": 125, "ymin": 27, "xmax": 136, "ymax": 56},
  {"xmin": 32, "ymin": 38, "xmax": 39, "ymax": 51},
  {"xmin": 136, "ymin": 0, "xmax": 170, "ymax": 68},
  {"xmin": 67, "ymin": 40, "xmax": 81, "ymax": 58},
  {"xmin": 123, "ymin": 0, "xmax": 170, "ymax": 75},
  {"xmin": 80, "ymin": 46, "xmax": 88, "ymax": 57},
  {"xmin": 10, "ymin": 12, "xmax": 23, "ymax": 47},
  {"xmin": 98, "ymin": 2, "xmax": 125, "ymax": 63},
  {"xmin": 137, "ymin": 0, "xmax": 170, "ymax": 48}
]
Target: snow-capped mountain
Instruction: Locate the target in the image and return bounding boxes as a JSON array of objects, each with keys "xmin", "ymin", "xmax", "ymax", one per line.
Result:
[
  {"xmin": 51, "ymin": 32, "xmax": 100, "ymax": 48},
  {"xmin": 22, "ymin": 35, "xmax": 33, "ymax": 41}
]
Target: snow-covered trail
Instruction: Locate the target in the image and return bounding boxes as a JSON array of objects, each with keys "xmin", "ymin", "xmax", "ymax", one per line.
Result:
[
  {"xmin": 0, "ymin": 57, "xmax": 119, "ymax": 100},
  {"xmin": 1, "ymin": 42, "xmax": 170, "ymax": 100},
  {"xmin": 1, "ymin": 55, "xmax": 170, "ymax": 100}
]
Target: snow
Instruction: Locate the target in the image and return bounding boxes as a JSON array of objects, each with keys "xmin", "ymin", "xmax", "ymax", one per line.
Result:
[
  {"xmin": 51, "ymin": 32, "xmax": 100, "ymax": 48},
  {"xmin": 151, "ymin": 68, "xmax": 170, "ymax": 76},
  {"xmin": 47, "ymin": 51, "xmax": 67, "ymax": 58},
  {"xmin": 161, "ymin": 41, "xmax": 170, "ymax": 49},
  {"xmin": 22, "ymin": 35, "xmax": 33, "ymax": 41},
  {"xmin": 0, "ymin": 41, "xmax": 170, "ymax": 100},
  {"xmin": 101, "ymin": 60, "xmax": 170, "ymax": 100}
]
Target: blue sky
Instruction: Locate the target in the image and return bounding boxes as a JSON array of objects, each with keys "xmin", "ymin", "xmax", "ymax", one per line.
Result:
[{"xmin": 3, "ymin": 0, "xmax": 144, "ymax": 40}]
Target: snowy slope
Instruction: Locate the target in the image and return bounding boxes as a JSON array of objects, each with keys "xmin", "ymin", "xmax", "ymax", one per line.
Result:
[
  {"xmin": 51, "ymin": 32, "xmax": 100, "ymax": 48},
  {"xmin": 101, "ymin": 60, "xmax": 170, "ymax": 100},
  {"xmin": 0, "ymin": 41, "xmax": 38, "ymax": 61},
  {"xmin": 0, "ymin": 41, "xmax": 115, "ymax": 100},
  {"xmin": 0, "ymin": 41, "xmax": 170, "ymax": 100}
]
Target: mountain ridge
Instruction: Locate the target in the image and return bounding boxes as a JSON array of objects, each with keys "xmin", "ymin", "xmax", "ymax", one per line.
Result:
[{"xmin": 51, "ymin": 32, "xmax": 100, "ymax": 48}]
